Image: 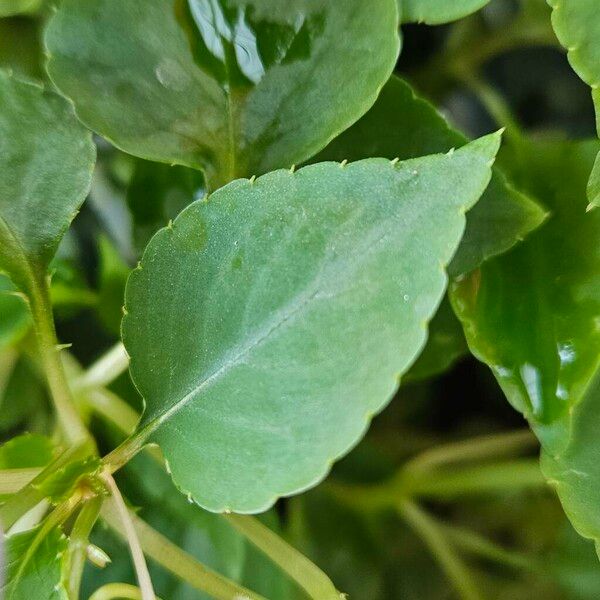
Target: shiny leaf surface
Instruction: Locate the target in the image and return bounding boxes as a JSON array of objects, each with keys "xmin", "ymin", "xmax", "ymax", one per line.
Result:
[
  {"xmin": 452, "ymin": 139, "xmax": 600, "ymax": 451},
  {"xmin": 46, "ymin": 0, "xmax": 400, "ymax": 190},
  {"xmin": 121, "ymin": 135, "xmax": 499, "ymax": 513}
]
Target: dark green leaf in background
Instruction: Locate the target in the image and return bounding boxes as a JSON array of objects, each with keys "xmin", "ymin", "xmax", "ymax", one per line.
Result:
[
  {"xmin": 121, "ymin": 135, "xmax": 499, "ymax": 513},
  {"xmin": 46, "ymin": 0, "xmax": 400, "ymax": 190},
  {"xmin": 451, "ymin": 138, "xmax": 600, "ymax": 547}
]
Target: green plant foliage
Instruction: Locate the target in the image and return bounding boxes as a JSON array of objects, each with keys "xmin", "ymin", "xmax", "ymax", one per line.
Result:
[
  {"xmin": 547, "ymin": 0, "xmax": 600, "ymax": 208},
  {"xmin": 0, "ymin": 433, "xmax": 55, "ymax": 468},
  {"xmin": 1, "ymin": 526, "xmax": 68, "ymax": 599},
  {"xmin": 0, "ymin": 274, "xmax": 30, "ymax": 350},
  {"xmin": 401, "ymin": 0, "xmax": 491, "ymax": 24},
  {"xmin": 121, "ymin": 135, "xmax": 499, "ymax": 512},
  {"xmin": 45, "ymin": 0, "xmax": 400, "ymax": 190},
  {"xmin": 404, "ymin": 297, "xmax": 467, "ymax": 383},
  {"xmin": 126, "ymin": 160, "xmax": 205, "ymax": 251},
  {"xmin": 452, "ymin": 138, "xmax": 600, "ymax": 543},
  {"xmin": 315, "ymin": 76, "xmax": 547, "ymax": 277},
  {"xmin": 0, "ymin": 72, "xmax": 95, "ymax": 295},
  {"xmin": 0, "ymin": 0, "xmax": 41, "ymax": 17}
]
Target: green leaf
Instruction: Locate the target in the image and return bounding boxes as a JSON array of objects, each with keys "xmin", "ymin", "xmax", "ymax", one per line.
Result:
[
  {"xmin": 451, "ymin": 139, "xmax": 600, "ymax": 545},
  {"xmin": 0, "ymin": 274, "xmax": 30, "ymax": 350},
  {"xmin": 126, "ymin": 160, "xmax": 205, "ymax": 251},
  {"xmin": 314, "ymin": 76, "xmax": 547, "ymax": 276},
  {"xmin": 1, "ymin": 526, "xmax": 68, "ymax": 599},
  {"xmin": 548, "ymin": 0, "xmax": 600, "ymax": 209},
  {"xmin": 45, "ymin": 0, "xmax": 400, "ymax": 191},
  {"xmin": 97, "ymin": 236, "xmax": 130, "ymax": 336},
  {"xmin": 0, "ymin": 72, "xmax": 95, "ymax": 295},
  {"xmin": 404, "ymin": 297, "xmax": 467, "ymax": 383},
  {"xmin": 0, "ymin": 433, "xmax": 55, "ymax": 469},
  {"xmin": 0, "ymin": 0, "xmax": 42, "ymax": 17},
  {"xmin": 401, "ymin": 0, "xmax": 491, "ymax": 24},
  {"xmin": 38, "ymin": 457, "xmax": 104, "ymax": 504},
  {"xmin": 121, "ymin": 134, "xmax": 500, "ymax": 513}
]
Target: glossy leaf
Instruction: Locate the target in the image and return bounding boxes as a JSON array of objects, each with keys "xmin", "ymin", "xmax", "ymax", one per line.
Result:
[
  {"xmin": 121, "ymin": 135, "xmax": 500, "ymax": 513},
  {"xmin": 45, "ymin": 0, "xmax": 400, "ymax": 190},
  {"xmin": 315, "ymin": 76, "xmax": 547, "ymax": 276},
  {"xmin": 0, "ymin": 433, "xmax": 55, "ymax": 469},
  {"xmin": 548, "ymin": 0, "xmax": 600, "ymax": 208},
  {"xmin": 1, "ymin": 526, "xmax": 68, "ymax": 599},
  {"xmin": 0, "ymin": 72, "xmax": 95, "ymax": 295},
  {"xmin": 452, "ymin": 139, "xmax": 600, "ymax": 449},
  {"xmin": 542, "ymin": 372, "xmax": 600, "ymax": 553},
  {"xmin": 401, "ymin": 0, "xmax": 491, "ymax": 24},
  {"xmin": 451, "ymin": 139, "xmax": 600, "ymax": 546}
]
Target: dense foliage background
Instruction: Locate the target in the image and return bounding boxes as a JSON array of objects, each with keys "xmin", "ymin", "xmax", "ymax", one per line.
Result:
[{"xmin": 1, "ymin": 0, "xmax": 599, "ymax": 598}]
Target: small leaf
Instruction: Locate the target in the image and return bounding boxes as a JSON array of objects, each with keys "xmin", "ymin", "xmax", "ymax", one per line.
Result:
[
  {"xmin": 401, "ymin": 0, "xmax": 491, "ymax": 24},
  {"xmin": 37, "ymin": 457, "xmax": 104, "ymax": 504},
  {"xmin": 97, "ymin": 236, "xmax": 130, "ymax": 336},
  {"xmin": 451, "ymin": 139, "xmax": 600, "ymax": 547},
  {"xmin": 314, "ymin": 76, "xmax": 547, "ymax": 276},
  {"xmin": 0, "ymin": 433, "xmax": 56, "ymax": 469},
  {"xmin": 1, "ymin": 526, "xmax": 68, "ymax": 599},
  {"xmin": 0, "ymin": 72, "xmax": 95, "ymax": 295},
  {"xmin": 548, "ymin": 0, "xmax": 600, "ymax": 208},
  {"xmin": 122, "ymin": 134, "xmax": 500, "ymax": 513},
  {"xmin": 45, "ymin": 0, "xmax": 400, "ymax": 190}
]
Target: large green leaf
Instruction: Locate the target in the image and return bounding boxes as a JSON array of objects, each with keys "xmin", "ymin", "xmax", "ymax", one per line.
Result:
[
  {"xmin": 315, "ymin": 76, "xmax": 547, "ymax": 277},
  {"xmin": 547, "ymin": 0, "xmax": 600, "ymax": 208},
  {"xmin": 451, "ymin": 139, "xmax": 600, "ymax": 544},
  {"xmin": 1, "ymin": 526, "xmax": 68, "ymax": 599},
  {"xmin": 401, "ymin": 0, "xmax": 491, "ymax": 24},
  {"xmin": 0, "ymin": 72, "xmax": 95, "ymax": 295},
  {"xmin": 45, "ymin": 0, "xmax": 400, "ymax": 191},
  {"xmin": 121, "ymin": 134, "xmax": 500, "ymax": 513}
]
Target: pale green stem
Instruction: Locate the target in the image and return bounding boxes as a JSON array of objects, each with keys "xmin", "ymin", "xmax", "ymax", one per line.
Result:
[
  {"xmin": 401, "ymin": 459, "xmax": 545, "ymax": 498},
  {"xmin": 72, "ymin": 342, "xmax": 129, "ymax": 392},
  {"xmin": 0, "ymin": 468, "xmax": 41, "ymax": 494},
  {"xmin": 90, "ymin": 583, "xmax": 164, "ymax": 600},
  {"xmin": 103, "ymin": 474, "xmax": 156, "ymax": 600},
  {"xmin": 101, "ymin": 502, "xmax": 268, "ymax": 600},
  {"xmin": 397, "ymin": 499, "xmax": 483, "ymax": 600},
  {"xmin": 28, "ymin": 274, "xmax": 90, "ymax": 445},
  {"xmin": 68, "ymin": 495, "xmax": 104, "ymax": 600},
  {"xmin": 225, "ymin": 513, "xmax": 342, "ymax": 600},
  {"xmin": 0, "ymin": 442, "xmax": 92, "ymax": 529},
  {"xmin": 402, "ymin": 430, "xmax": 537, "ymax": 473},
  {"xmin": 440, "ymin": 523, "xmax": 541, "ymax": 573}
]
